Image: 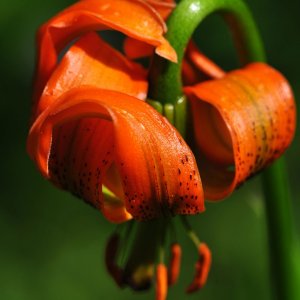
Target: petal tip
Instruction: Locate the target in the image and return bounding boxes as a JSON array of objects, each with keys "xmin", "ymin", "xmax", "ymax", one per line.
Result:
[{"xmin": 155, "ymin": 40, "xmax": 178, "ymax": 63}]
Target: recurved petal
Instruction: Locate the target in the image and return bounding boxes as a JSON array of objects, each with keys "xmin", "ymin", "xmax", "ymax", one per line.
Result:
[
  {"xmin": 182, "ymin": 41, "xmax": 225, "ymax": 85},
  {"xmin": 35, "ymin": 32, "xmax": 147, "ymax": 117},
  {"xmin": 28, "ymin": 87, "xmax": 204, "ymax": 222},
  {"xmin": 32, "ymin": 33, "xmax": 148, "ymax": 218},
  {"xmin": 123, "ymin": 38, "xmax": 155, "ymax": 60},
  {"xmin": 146, "ymin": 0, "xmax": 176, "ymax": 19},
  {"xmin": 30, "ymin": 31, "xmax": 148, "ymax": 224},
  {"xmin": 34, "ymin": 0, "xmax": 177, "ymax": 102},
  {"xmin": 185, "ymin": 62, "xmax": 296, "ymax": 200},
  {"xmin": 123, "ymin": 0, "xmax": 176, "ymax": 59}
]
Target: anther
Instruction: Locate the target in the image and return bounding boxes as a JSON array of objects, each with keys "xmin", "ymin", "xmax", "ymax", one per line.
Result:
[
  {"xmin": 156, "ymin": 264, "xmax": 168, "ymax": 300},
  {"xmin": 168, "ymin": 243, "xmax": 182, "ymax": 286},
  {"xmin": 186, "ymin": 243, "xmax": 211, "ymax": 293}
]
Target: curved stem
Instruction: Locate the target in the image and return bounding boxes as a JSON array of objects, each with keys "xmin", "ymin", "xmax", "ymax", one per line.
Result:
[
  {"xmin": 149, "ymin": 0, "xmax": 265, "ymax": 105},
  {"xmin": 148, "ymin": 0, "xmax": 300, "ymax": 299}
]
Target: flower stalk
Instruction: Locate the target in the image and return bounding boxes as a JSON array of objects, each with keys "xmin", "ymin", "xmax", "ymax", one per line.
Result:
[
  {"xmin": 149, "ymin": 0, "xmax": 300, "ymax": 299},
  {"xmin": 149, "ymin": 0, "xmax": 265, "ymax": 105},
  {"xmin": 262, "ymin": 160, "xmax": 300, "ymax": 300}
]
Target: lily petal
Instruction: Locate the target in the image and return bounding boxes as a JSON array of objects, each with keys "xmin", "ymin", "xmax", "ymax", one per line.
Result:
[
  {"xmin": 123, "ymin": 38, "xmax": 155, "ymax": 60},
  {"xmin": 182, "ymin": 41, "xmax": 225, "ymax": 85},
  {"xmin": 33, "ymin": 31, "xmax": 149, "ymax": 221},
  {"xmin": 124, "ymin": 0, "xmax": 176, "ymax": 59},
  {"xmin": 35, "ymin": 32, "xmax": 148, "ymax": 117},
  {"xmin": 28, "ymin": 87, "xmax": 205, "ymax": 221},
  {"xmin": 146, "ymin": 0, "xmax": 176, "ymax": 19},
  {"xmin": 31, "ymin": 31, "xmax": 150, "ymax": 223},
  {"xmin": 185, "ymin": 62, "xmax": 296, "ymax": 200},
  {"xmin": 34, "ymin": 0, "xmax": 177, "ymax": 103}
]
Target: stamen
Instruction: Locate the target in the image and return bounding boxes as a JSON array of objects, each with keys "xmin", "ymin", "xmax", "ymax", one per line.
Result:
[
  {"xmin": 180, "ymin": 216, "xmax": 211, "ymax": 293},
  {"xmin": 156, "ymin": 264, "xmax": 168, "ymax": 300},
  {"xmin": 119, "ymin": 220, "xmax": 135, "ymax": 265},
  {"xmin": 105, "ymin": 233, "xmax": 124, "ymax": 287},
  {"xmin": 168, "ymin": 243, "xmax": 182, "ymax": 286},
  {"xmin": 180, "ymin": 215, "xmax": 201, "ymax": 247},
  {"xmin": 186, "ymin": 243, "xmax": 212, "ymax": 293}
]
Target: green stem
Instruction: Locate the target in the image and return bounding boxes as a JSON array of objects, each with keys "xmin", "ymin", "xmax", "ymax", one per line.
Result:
[
  {"xmin": 149, "ymin": 0, "xmax": 300, "ymax": 299},
  {"xmin": 149, "ymin": 0, "xmax": 265, "ymax": 105},
  {"xmin": 262, "ymin": 160, "xmax": 300, "ymax": 300}
]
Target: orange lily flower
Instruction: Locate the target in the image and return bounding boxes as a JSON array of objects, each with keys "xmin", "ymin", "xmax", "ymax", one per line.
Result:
[
  {"xmin": 28, "ymin": 0, "xmax": 205, "ymax": 221},
  {"xmin": 28, "ymin": 2, "xmax": 205, "ymax": 297},
  {"xmin": 27, "ymin": 1, "xmax": 296, "ymax": 300}
]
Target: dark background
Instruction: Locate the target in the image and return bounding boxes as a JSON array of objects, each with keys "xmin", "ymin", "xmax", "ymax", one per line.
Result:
[{"xmin": 0, "ymin": 0, "xmax": 299, "ymax": 299}]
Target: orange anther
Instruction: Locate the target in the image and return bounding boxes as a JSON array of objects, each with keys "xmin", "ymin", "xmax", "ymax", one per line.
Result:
[
  {"xmin": 168, "ymin": 243, "xmax": 182, "ymax": 286},
  {"xmin": 186, "ymin": 243, "xmax": 212, "ymax": 293},
  {"xmin": 156, "ymin": 264, "xmax": 168, "ymax": 300}
]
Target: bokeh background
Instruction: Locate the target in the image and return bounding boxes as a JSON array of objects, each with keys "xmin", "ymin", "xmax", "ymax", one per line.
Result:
[{"xmin": 0, "ymin": 0, "xmax": 299, "ymax": 299}]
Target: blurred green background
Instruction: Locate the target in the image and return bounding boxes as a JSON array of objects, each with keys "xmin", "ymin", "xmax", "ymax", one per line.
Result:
[{"xmin": 0, "ymin": 0, "xmax": 299, "ymax": 299}]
